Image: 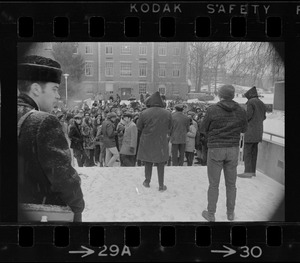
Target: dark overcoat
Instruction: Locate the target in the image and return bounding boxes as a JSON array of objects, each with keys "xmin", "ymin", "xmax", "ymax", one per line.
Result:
[
  {"xmin": 244, "ymin": 87, "xmax": 267, "ymax": 143},
  {"xmin": 102, "ymin": 119, "xmax": 117, "ymax": 148},
  {"xmin": 68, "ymin": 122, "xmax": 84, "ymax": 151},
  {"xmin": 170, "ymin": 111, "xmax": 190, "ymax": 144},
  {"xmin": 137, "ymin": 92, "xmax": 172, "ymax": 163},
  {"xmin": 17, "ymin": 94, "xmax": 85, "ymax": 215}
]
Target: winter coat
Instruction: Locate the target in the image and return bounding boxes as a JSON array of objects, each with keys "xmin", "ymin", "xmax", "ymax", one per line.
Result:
[
  {"xmin": 81, "ymin": 120, "xmax": 95, "ymax": 150},
  {"xmin": 17, "ymin": 93, "xmax": 84, "ymax": 214},
  {"xmin": 102, "ymin": 119, "xmax": 117, "ymax": 148},
  {"xmin": 170, "ymin": 111, "xmax": 190, "ymax": 144},
  {"xmin": 95, "ymin": 124, "xmax": 104, "ymax": 143},
  {"xmin": 68, "ymin": 122, "xmax": 84, "ymax": 151},
  {"xmin": 244, "ymin": 87, "xmax": 267, "ymax": 143},
  {"xmin": 137, "ymin": 91, "xmax": 172, "ymax": 163},
  {"xmin": 116, "ymin": 119, "xmax": 126, "ymax": 149},
  {"xmin": 120, "ymin": 121, "xmax": 138, "ymax": 155},
  {"xmin": 185, "ymin": 123, "xmax": 197, "ymax": 152},
  {"xmin": 200, "ymin": 99, "xmax": 248, "ymax": 148}
]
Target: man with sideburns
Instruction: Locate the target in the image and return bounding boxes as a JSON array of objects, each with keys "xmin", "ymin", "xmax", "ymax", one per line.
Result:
[{"xmin": 17, "ymin": 55, "xmax": 85, "ymax": 222}]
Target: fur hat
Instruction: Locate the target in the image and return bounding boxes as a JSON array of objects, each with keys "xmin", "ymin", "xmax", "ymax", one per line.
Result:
[
  {"xmin": 18, "ymin": 55, "xmax": 62, "ymax": 84},
  {"xmin": 218, "ymin": 85, "xmax": 235, "ymax": 100}
]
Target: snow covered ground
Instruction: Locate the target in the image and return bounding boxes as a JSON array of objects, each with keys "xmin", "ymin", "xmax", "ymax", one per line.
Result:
[{"xmin": 77, "ymin": 164, "xmax": 284, "ymax": 222}]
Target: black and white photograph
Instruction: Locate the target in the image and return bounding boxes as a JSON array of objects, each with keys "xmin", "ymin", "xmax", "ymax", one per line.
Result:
[{"xmin": 17, "ymin": 41, "xmax": 284, "ymax": 223}]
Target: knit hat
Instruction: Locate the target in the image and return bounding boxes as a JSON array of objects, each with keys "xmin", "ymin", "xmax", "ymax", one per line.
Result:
[
  {"xmin": 218, "ymin": 85, "xmax": 235, "ymax": 100},
  {"xmin": 18, "ymin": 55, "xmax": 62, "ymax": 84},
  {"xmin": 107, "ymin": 112, "xmax": 117, "ymax": 119}
]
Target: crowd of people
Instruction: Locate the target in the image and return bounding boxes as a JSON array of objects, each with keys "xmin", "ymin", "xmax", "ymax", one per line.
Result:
[{"xmin": 52, "ymin": 94, "xmax": 210, "ymax": 169}]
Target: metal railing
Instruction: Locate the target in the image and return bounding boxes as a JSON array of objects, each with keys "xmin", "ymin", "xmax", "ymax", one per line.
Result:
[{"xmin": 238, "ymin": 131, "xmax": 285, "ymax": 163}]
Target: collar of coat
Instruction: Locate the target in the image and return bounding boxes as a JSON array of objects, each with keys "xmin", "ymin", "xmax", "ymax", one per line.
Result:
[{"xmin": 18, "ymin": 93, "xmax": 40, "ymax": 111}]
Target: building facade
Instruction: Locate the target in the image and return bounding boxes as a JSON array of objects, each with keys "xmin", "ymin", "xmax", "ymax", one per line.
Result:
[{"xmin": 78, "ymin": 42, "xmax": 188, "ymax": 100}]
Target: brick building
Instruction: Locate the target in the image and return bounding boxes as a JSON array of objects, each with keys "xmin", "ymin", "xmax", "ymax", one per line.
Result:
[{"xmin": 78, "ymin": 42, "xmax": 188, "ymax": 100}]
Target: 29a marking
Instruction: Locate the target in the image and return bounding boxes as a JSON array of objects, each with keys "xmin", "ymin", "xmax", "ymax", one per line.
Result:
[
  {"xmin": 240, "ymin": 246, "xmax": 262, "ymax": 258},
  {"xmin": 98, "ymin": 245, "xmax": 131, "ymax": 257}
]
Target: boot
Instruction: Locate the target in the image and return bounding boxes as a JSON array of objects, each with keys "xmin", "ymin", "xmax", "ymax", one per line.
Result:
[
  {"xmin": 202, "ymin": 210, "xmax": 215, "ymax": 222},
  {"xmin": 237, "ymin": 172, "xmax": 254, "ymax": 178},
  {"xmin": 227, "ymin": 212, "xmax": 235, "ymax": 221},
  {"xmin": 159, "ymin": 185, "xmax": 167, "ymax": 192}
]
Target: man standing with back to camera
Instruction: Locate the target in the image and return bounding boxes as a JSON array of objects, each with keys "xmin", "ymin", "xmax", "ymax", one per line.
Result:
[
  {"xmin": 238, "ymin": 86, "xmax": 266, "ymax": 178},
  {"xmin": 200, "ymin": 85, "xmax": 248, "ymax": 221},
  {"xmin": 17, "ymin": 55, "xmax": 85, "ymax": 222},
  {"xmin": 137, "ymin": 91, "xmax": 172, "ymax": 191}
]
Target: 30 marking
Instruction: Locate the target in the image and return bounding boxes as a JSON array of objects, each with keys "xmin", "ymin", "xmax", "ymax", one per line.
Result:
[{"xmin": 240, "ymin": 246, "xmax": 263, "ymax": 258}]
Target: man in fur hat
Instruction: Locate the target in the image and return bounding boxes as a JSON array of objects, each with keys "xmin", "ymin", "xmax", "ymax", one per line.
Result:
[
  {"xmin": 199, "ymin": 85, "xmax": 248, "ymax": 222},
  {"xmin": 17, "ymin": 55, "xmax": 85, "ymax": 222}
]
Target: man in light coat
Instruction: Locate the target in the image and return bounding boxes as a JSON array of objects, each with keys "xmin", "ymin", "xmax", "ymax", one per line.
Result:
[
  {"xmin": 137, "ymin": 91, "xmax": 172, "ymax": 191},
  {"xmin": 120, "ymin": 112, "xmax": 138, "ymax": 166}
]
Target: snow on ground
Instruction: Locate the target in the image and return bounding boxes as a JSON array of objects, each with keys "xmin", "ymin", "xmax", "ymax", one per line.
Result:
[{"xmin": 77, "ymin": 165, "xmax": 284, "ymax": 222}]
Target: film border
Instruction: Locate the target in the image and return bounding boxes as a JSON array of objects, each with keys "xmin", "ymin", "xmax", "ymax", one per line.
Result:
[{"xmin": 0, "ymin": 1, "xmax": 299, "ymax": 261}]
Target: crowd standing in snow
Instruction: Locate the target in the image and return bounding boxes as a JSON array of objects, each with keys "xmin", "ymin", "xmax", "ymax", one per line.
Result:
[
  {"xmin": 17, "ymin": 55, "xmax": 266, "ymax": 222},
  {"xmin": 51, "ymin": 93, "xmax": 210, "ymax": 170}
]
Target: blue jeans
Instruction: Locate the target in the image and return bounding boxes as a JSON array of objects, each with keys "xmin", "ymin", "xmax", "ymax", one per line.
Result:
[{"xmin": 206, "ymin": 147, "xmax": 239, "ymax": 214}]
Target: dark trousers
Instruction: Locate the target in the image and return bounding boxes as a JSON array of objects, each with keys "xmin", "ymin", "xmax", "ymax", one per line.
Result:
[
  {"xmin": 120, "ymin": 154, "xmax": 136, "ymax": 167},
  {"xmin": 185, "ymin": 151, "xmax": 194, "ymax": 166},
  {"xmin": 84, "ymin": 149, "xmax": 95, "ymax": 167},
  {"xmin": 144, "ymin": 161, "xmax": 165, "ymax": 188},
  {"xmin": 73, "ymin": 148, "xmax": 86, "ymax": 167},
  {"xmin": 172, "ymin": 143, "xmax": 186, "ymax": 166},
  {"xmin": 244, "ymin": 143, "xmax": 259, "ymax": 173},
  {"xmin": 94, "ymin": 144, "xmax": 100, "ymax": 163},
  {"xmin": 207, "ymin": 147, "xmax": 239, "ymax": 214}
]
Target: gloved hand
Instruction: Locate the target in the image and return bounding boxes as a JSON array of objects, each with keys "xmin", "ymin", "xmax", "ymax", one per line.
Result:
[{"xmin": 129, "ymin": 147, "xmax": 135, "ymax": 153}]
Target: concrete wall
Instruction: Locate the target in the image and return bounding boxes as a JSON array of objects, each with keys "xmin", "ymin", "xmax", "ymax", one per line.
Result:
[{"xmin": 257, "ymin": 139, "xmax": 285, "ymax": 185}]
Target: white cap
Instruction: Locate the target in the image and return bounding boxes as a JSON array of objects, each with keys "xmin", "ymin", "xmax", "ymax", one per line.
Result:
[{"xmin": 41, "ymin": 216, "xmax": 48, "ymax": 222}]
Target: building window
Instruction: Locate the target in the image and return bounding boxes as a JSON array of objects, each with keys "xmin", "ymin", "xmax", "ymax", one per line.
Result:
[
  {"xmin": 139, "ymin": 63, "xmax": 147, "ymax": 77},
  {"xmin": 139, "ymin": 83, "xmax": 147, "ymax": 94},
  {"xmin": 105, "ymin": 83, "xmax": 114, "ymax": 92},
  {"xmin": 158, "ymin": 45, "xmax": 167, "ymax": 56},
  {"xmin": 174, "ymin": 47, "xmax": 181, "ymax": 56},
  {"xmin": 105, "ymin": 45, "xmax": 113, "ymax": 55},
  {"xmin": 85, "ymin": 44, "xmax": 93, "ymax": 54},
  {"xmin": 121, "ymin": 45, "xmax": 131, "ymax": 55},
  {"xmin": 172, "ymin": 64, "xmax": 181, "ymax": 77},
  {"xmin": 173, "ymin": 86, "xmax": 179, "ymax": 95},
  {"xmin": 120, "ymin": 62, "xmax": 132, "ymax": 76},
  {"xmin": 158, "ymin": 63, "xmax": 166, "ymax": 77},
  {"xmin": 105, "ymin": 61, "xmax": 114, "ymax": 76},
  {"xmin": 159, "ymin": 86, "xmax": 166, "ymax": 95},
  {"xmin": 139, "ymin": 45, "xmax": 147, "ymax": 55},
  {"xmin": 85, "ymin": 61, "xmax": 93, "ymax": 76}
]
